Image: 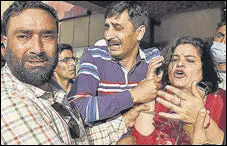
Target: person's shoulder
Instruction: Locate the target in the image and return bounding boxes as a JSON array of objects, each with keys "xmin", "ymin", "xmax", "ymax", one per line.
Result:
[
  {"xmin": 83, "ymin": 45, "xmax": 112, "ymax": 61},
  {"xmin": 208, "ymin": 88, "xmax": 226, "ymax": 100},
  {"xmin": 1, "ymin": 66, "xmax": 19, "ymax": 98},
  {"xmin": 217, "ymin": 88, "xmax": 226, "ymax": 96},
  {"xmin": 85, "ymin": 45, "xmax": 109, "ymax": 53},
  {"xmin": 1, "ymin": 87, "xmax": 27, "ymax": 112}
]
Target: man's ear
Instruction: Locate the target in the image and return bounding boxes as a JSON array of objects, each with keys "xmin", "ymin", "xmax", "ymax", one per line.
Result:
[
  {"xmin": 1, "ymin": 36, "xmax": 7, "ymax": 56},
  {"xmin": 136, "ymin": 25, "xmax": 146, "ymax": 41}
]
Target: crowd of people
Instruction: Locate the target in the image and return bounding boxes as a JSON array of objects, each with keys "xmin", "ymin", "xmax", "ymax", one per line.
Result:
[{"xmin": 1, "ymin": 1, "xmax": 226, "ymax": 145}]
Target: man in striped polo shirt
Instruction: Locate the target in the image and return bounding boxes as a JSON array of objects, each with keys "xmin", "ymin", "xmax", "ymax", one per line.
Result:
[{"xmin": 68, "ymin": 1, "xmax": 164, "ymax": 145}]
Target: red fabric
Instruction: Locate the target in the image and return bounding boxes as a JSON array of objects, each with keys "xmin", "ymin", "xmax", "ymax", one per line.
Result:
[{"xmin": 131, "ymin": 89, "xmax": 226, "ymax": 145}]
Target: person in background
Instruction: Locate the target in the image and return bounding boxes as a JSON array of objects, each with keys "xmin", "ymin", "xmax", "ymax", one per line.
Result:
[
  {"xmin": 49, "ymin": 43, "xmax": 77, "ymax": 94},
  {"xmin": 68, "ymin": 1, "xmax": 164, "ymax": 145},
  {"xmin": 210, "ymin": 17, "xmax": 226, "ymax": 90},
  {"xmin": 132, "ymin": 36, "xmax": 226, "ymax": 145}
]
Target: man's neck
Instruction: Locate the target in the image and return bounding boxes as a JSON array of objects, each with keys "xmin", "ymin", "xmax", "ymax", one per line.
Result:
[
  {"xmin": 38, "ymin": 83, "xmax": 52, "ymax": 92},
  {"xmin": 119, "ymin": 46, "xmax": 139, "ymax": 71},
  {"xmin": 217, "ymin": 63, "xmax": 226, "ymax": 71},
  {"xmin": 53, "ymin": 74, "xmax": 71, "ymax": 92},
  {"xmin": 120, "ymin": 57, "xmax": 137, "ymax": 72}
]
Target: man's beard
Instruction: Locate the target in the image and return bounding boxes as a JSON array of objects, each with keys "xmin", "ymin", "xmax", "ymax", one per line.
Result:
[{"xmin": 5, "ymin": 49, "xmax": 57, "ymax": 87}]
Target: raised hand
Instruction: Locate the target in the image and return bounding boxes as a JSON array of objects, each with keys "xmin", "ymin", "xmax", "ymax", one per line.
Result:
[
  {"xmin": 129, "ymin": 56, "xmax": 164, "ymax": 103},
  {"xmin": 146, "ymin": 56, "xmax": 164, "ymax": 80},
  {"xmin": 156, "ymin": 81, "xmax": 206, "ymax": 124}
]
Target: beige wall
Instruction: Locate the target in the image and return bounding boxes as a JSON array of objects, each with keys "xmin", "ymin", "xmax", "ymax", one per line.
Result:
[
  {"xmin": 59, "ymin": 13, "xmax": 105, "ymax": 48},
  {"xmin": 154, "ymin": 8, "xmax": 222, "ymax": 44},
  {"xmin": 1, "ymin": 1, "xmax": 14, "ymax": 17}
]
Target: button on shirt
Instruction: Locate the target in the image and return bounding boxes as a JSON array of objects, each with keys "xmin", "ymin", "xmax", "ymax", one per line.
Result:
[{"xmin": 1, "ymin": 64, "xmax": 89, "ymax": 145}]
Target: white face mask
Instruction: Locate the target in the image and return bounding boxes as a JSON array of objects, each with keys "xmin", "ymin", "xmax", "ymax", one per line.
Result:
[{"xmin": 210, "ymin": 41, "xmax": 226, "ymax": 63}]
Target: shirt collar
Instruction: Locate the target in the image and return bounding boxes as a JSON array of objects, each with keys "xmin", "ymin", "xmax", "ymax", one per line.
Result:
[
  {"xmin": 110, "ymin": 47, "xmax": 146, "ymax": 62},
  {"xmin": 3, "ymin": 64, "xmax": 47, "ymax": 97},
  {"xmin": 138, "ymin": 48, "xmax": 146, "ymax": 61}
]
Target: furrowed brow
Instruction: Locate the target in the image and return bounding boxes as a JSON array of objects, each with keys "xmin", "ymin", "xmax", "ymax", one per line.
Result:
[
  {"xmin": 41, "ymin": 30, "xmax": 57, "ymax": 35},
  {"xmin": 15, "ymin": 30, "xmax": 32, "ymax": 34}
]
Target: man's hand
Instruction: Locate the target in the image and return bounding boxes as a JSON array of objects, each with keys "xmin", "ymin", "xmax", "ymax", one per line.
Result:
[
  {"xmin": 130, "ymin": 77, "xmax": 162, "ymax": 103},
  {"xmin": 116, "ymin": 135, "xmax": 137, "ymax": 145},
  {"xmin": 129, "ymin": 56, "xmax": 164, "ymax": 103},
  {"xmin": 122, "ymin": 104, "xmax": 150, "ymax": 128},
  {"xmin": 147, "ymin": 56, "xmax": 164, "ymax": 80}
]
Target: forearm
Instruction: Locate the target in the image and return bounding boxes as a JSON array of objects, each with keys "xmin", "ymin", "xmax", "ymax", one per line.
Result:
[
  {"xmin": 134, "ymin": 101, "xmax": 155, "ymax": 136},
  {"xmin": 183, "ymin": 115, "xmax": 224, "ymax": 145},
  {"xmin": 69, "ymin": 91, "xmax": 133, "ymax": 123},
  {"xmin": 205, "ymin": 118, "xmax": 224, "ymax": 145}
]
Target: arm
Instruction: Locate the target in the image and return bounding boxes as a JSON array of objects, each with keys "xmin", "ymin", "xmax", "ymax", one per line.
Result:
[
  {"xmin": 203, "ymin": 115, "xmax": 224, "ymax": 144},
  {"xmin": 134, "ymin": 101, "xmax": 155, "ymax": 136},
  {"xmin": 203, "ymin": 90, "xmax": 226, "ymax": 144},
  {"xmin": 192, "ymin": 108, "xmax": 224, "ymax": 145},
  {"xmin": 68, "ymin": 49, "xmax": 133, "ymax": 123},
  {"xmin": 68, "ymin": 48, "xmax": 162, "ymax": 124},
  {"xmin": 134, "ymin": 56, "xmax": 164, "ymax": 136}
]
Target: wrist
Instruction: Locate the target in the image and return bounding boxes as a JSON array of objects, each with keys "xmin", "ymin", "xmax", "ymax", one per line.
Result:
[
  {"xmin": 129, "ymin": 90, "xmax": 136, "ymax": 103},
  {"xmin": 204, "ymin": 114, "xmax": 211, "ymax": 129}
]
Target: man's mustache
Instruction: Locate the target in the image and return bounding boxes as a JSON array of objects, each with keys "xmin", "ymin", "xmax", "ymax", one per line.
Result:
[
  {"xmin": 24, "ymin": 52, "xmax": 48, "ymax": 61},
  {"xmin": 107, "ymin": 38, "xmax": 121, "ymax": 46}
]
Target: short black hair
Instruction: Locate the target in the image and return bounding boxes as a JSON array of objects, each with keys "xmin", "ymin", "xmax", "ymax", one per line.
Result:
[
  {"xmin": 163, "ymin": 36, "xmax": 221, "ymax": 93},
  {"xmin": 105, "ymin": 1, "xmax": 149, "ymax": 29},
  {"xmin": 2, "ymin": 1, "xmax": 58, "ymax": 36},
  {"xmin": 58, "ymin": 43, "xmax": 73, "ymax": 54}
]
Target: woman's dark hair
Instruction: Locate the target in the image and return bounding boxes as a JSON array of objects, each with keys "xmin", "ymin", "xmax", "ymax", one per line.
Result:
[
  {"xmin": 217, "ymin": 17, "xmax": 226, "ymax": 30},
  {"xmin": 105, "ymin": 1, "xmax": 149, "ymax": 30},
  {"xmin": 2, "ymin": 1, "xmax": 58, "ymax": 36},
  {"xmin": 162, "ymin": 36, "xmax": 221, "ymax": 93}
]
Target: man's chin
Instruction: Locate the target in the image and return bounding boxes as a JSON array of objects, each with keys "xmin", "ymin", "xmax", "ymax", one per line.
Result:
[
  {"xmin": 25, "ymin": 66, "xmax": 47, "ymax": 72},
  {"xmin": 110, "ymin": 53, "xmax": 122, "ymax": 60}
]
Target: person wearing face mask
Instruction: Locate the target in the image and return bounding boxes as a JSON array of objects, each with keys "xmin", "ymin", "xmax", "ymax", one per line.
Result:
[{"xmin": 210, "ymin": 18, "xmax": 226, "ymax": 90}]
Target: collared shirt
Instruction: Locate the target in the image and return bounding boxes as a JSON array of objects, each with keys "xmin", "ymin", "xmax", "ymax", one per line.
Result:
[
  {"xmin": 68, "ymin": 46, "xmax": 160, "ymax": 144},
  {"xmin": 1, "ymin": 64, "xmax": 89, "ymax": 145}
]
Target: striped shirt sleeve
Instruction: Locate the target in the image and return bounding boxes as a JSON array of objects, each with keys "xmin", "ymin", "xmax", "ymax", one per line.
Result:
[{"xmin": 68, "ymin": 49, "xmax": 133, "ymax": 124}]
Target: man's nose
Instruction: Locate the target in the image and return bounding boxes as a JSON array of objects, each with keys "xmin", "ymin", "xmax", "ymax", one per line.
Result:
[
  {"xmin": 105, "ymin": 29, "xmax": 116, "ymax": 41},
  {"xmin": 29, "ymin": 36, "xmax": 44, "ymax": 55}
]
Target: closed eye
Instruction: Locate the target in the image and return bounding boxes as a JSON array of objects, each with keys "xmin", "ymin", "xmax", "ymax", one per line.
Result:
[{"xmin": 187, "ymin": 59, "xmax": 195, "ymax": 63}]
